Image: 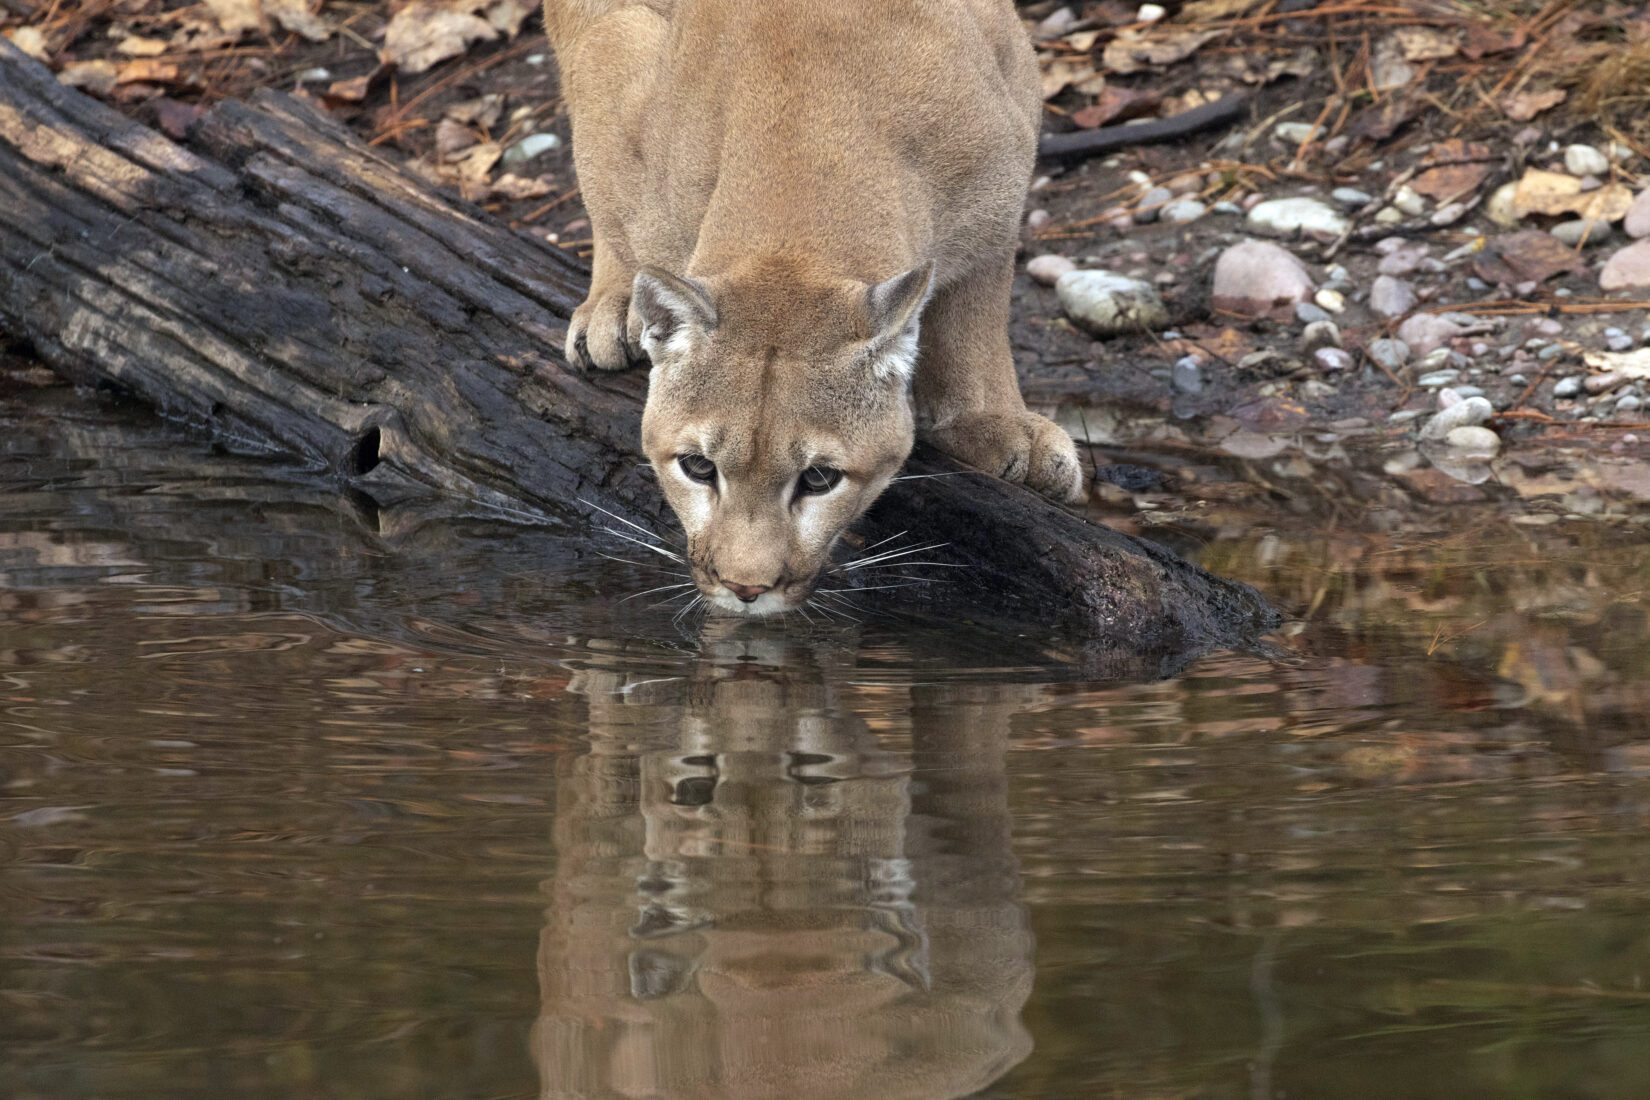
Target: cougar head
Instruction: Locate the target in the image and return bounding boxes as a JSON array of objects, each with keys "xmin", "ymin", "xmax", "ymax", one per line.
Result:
[{"xmin": 635, "ymin": 258, "xmax": 933, "ymax": 617}]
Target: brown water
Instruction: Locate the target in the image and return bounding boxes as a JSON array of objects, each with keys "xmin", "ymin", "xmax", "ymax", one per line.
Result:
[{"xmin": 4, "ymin": 365, "xmax": 1650, "ymax": 1100}]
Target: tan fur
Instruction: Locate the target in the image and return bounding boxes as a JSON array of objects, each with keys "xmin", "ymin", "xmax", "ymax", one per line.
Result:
[{"xmin": 544, "ymin": 0, "xmax": 1086, "ymax": 615}]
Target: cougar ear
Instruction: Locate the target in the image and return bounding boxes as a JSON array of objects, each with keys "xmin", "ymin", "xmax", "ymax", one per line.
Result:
[
  {"xmin": 863, "ymin": 262, "xmax": 935, "ymax": 385},
  {"xmin": 632, "ymin": 267, "xmax": 718, "ymax": 359}
]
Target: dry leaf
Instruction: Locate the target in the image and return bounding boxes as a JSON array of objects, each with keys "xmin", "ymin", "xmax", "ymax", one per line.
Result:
[
  {"xmin": 1369, "ymin": 38, "xmax": 1415, "ymax": 91},
  {"xmin": 489, "ymin": 173, "xmax": 554, "ymax": 200},
  {"xmin": 3, "ymin": 26, "xmax": 50, "ymax": 61},
  {"xmin": 382, "ymin": 0, "xmax": 532, "ymax": 74},
  {"xmin": 1462, "ymin": 21, "xmax": 1527, "ymax": 59},
  {"xmin": 1064, "ymin": 30, "xmax": 1101, "ymax": 52},
  {"xmin": 325, "ymin": 72, "xmax": 375, "ymax": 102},
  {"xmin": 1071, "ymin": 86, "xmax": 1156, "ymax": 128},
  {"xmin": 437, "ymin": 117, "xmax": 481, "ymax": 156},
  {"xmin": 1511, "ymin": 170, "xmax": 1634, "ymax": 221},
  {"xmin": 1393, "ymin": 26, "xmax": 1459, "ymax": 61},
  {"xmin": 449, "ymin": 142, "xmax": 502, "ymax": 181},
  {"xmin": 1582, "ymin": 347, "xmax": 1650, "ymax": 379},
  {"xmin": 58, "ymin": 59, "xmax": 119, "ymax": 96},
  {"xmin": 266, "ymin": 0, "xmax": 334, "ymax": 42},
  {"xmin": 1102, "ymin": 29, "xmax": 1218, "ymax": 75},
  {"xmin": 204, "ymin": 0, "xmax": 263, "ymax": 36},
  {"xmin": 445, "ymin": 93, "xmax": 504, "ymax": 128},
  {"xmin": 1182, "ymin": 0, "xmax": 1265, "ymax": 18},
  {"xmin": 115, "ymin": 35, "xmax": 170, "ymax": 56},
  {"xmin": 1411, "ymin": 139, "xmax": 1493, "ymax": 202},
  {"xmin": 1501, "ymin": 88, "xmax": 1566, "ymax": 122},
  {"xmin": 1472, "ymin": 230, "xmax": 1589, "ymax": 285},
  {"xmin": 1041, "ymin": 55, "xmax": 1097, "ymax": 99},
  {"xmin": 117, "ymin": 59, "xmax": 181, "ymax": 85},
  {"xmin": 1580, "ymin": 184, "xmax": 1637, "ymax": 224},
  {"xmin": 1510, "ymin": 169, "xmax": 1582, "ymax": 217}
]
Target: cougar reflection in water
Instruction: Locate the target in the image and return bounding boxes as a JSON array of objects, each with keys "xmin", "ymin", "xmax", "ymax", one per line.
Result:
[{"xmin": 534, "ymin": 624, "xmax": 1035, "ymax": 1099}]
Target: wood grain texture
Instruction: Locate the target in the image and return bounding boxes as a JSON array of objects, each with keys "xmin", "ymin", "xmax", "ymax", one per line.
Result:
[{"xmin": 0, "ymin": 42, "xmax": 1279, "ymax": 654}]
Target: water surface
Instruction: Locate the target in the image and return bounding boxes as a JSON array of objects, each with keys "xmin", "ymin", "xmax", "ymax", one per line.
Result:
[{"xmin": 4, "ymin": 365, "xmax": 1650, "ymax": 1099}]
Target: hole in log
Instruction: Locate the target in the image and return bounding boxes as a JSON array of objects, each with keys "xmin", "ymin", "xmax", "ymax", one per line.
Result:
[{"xmin": 348, "ymin": 426, "xmax": 381, "ymax": 476}]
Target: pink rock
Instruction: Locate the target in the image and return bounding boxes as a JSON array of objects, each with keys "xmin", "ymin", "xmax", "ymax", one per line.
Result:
[
  {"xmin": 1370, "ymin": 275, "xmax": 1418, "ymax": 319},
  {"xmin": 1625, "ymin": 189, "xmax": 1650, "ymax": 240},
  {"xmin": 1211, "ymin": 239, "xmax": 1316, "ymax": 317},
  {"xmin": 1600, "ymin": 240, "xmax": 1650, "ymax": 291},
  {"xmin": 1396, "ymin": 313, "xmax": 1463, "ymax": 357},
  {"xmin": 1027, "ymin": 254, "xmax": 1077, "ymax": 286}
]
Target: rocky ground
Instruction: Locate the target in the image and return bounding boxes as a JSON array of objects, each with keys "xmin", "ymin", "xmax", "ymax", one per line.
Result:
[{"xmin": 4, "ymin": 0, "xmax": 1650, "ymax": 504}]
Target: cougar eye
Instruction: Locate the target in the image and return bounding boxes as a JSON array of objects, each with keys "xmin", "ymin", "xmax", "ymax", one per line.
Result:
[
  {"xmin": 798, "ymin": 466, "xmax": 843, "ymax": 495},
  {"xmin": 678, "ymin": 454, "xmax": 717, "ymax": 484}
]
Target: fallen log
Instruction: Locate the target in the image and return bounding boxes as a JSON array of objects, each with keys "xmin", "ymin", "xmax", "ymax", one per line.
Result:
[{"xmin": 0, "ymin": 43, "xmax": 1278, "ymax": 653}]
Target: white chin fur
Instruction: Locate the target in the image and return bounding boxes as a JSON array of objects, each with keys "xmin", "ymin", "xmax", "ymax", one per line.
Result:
[{"xmin": 708, "ymin": 590, "xmax": 793, "ymax": 617}]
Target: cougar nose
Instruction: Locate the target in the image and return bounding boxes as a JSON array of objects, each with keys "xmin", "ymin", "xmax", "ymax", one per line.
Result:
[{"xmin": 723, "ymin": 582, "xmax": 772, "ymax": 603}]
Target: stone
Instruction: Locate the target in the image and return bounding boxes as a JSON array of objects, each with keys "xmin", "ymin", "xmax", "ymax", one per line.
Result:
[
  {"xmin": 1626, "ymin": 190, "xmax": 1650, "ymax": 239},
  {"xmin": 1369, "ymin": 338, "xmax": 1410, "ymax": 371},
  {"xmin": 1376, "ymin": 242, "xmax": 1429, "ymax": 276},
  {"xmin": 1301, "ymin": 320, "xmax": 1341, "ymax": 352},
  {"xmin": 1246, "ymin": 197, "xmax": 1350, "ymax": 241},
  {"xmin": 1314, "ymin": 288, "xmax": 1346, "ymax": 313},
  {"xmin": 1056, "ymin": 270, "xmax": 1169, "ymax": 335},
  {"xmin": 1314, "ymin": 347, "xmax": 1354, "ymax": 372},
  {"xmin": 1370, "ymin": 275, "xmax": 1418, "ymax": 318},
  {"xmin": 1027, "ymin": 254, "xmax": 1077, "ymax": 286},
  {"xmin": 1486, "ymin": 182, "xmax": 1521, "ymax": 228},
  {"xmin": 1431, "ymin": 203, "xmax": 1468, "ymax": 227},
  {"xmin": 501, "ymin": 132, "xmax": 561, "ymax": 165},
  {"xmin": 1036, "ymin": 6, "xmax": 1076, "ymax": 36},
  {"xmin": 1444, "ymin": 426, "xmax": 1501, "ymax": 455},
  {"xmin": 1135, "ymin": 186, "xmax": 1175, "ymax": 223},
  {"xmin": 1138, "ymin": 3, "xmax": 1167, "ymax": 23},
  {"xmin": 1159, "ymin": 198, "xmax": 1207, "ymax": 225},
  {"xmin": 1601, "ymin": 241, "xmax": 1650, "ymax": 291},
  {"xmin": 1171, "ymin": 357, "xmax": 1203, "ymax": 394},
  {"xmin": 1294, "ymin": 301, "xmax": 1332, "ymax": 325},
  {"xmin": 1564, "ymin": 144, "xmax": 1611, "ymax": 178},
  {"xmin": 1551, "ymin": 219, "xmax": 1612, "ymax": 247},
  {"xmin": 1393, "ymin": 185, "xmax": 1427, "ymax": 217},
  {"xmin": 1275, "ymin": 122, "xmax": 1316, "ymax": 144},
  {"xmin": 1374, "ymin": 207, "xmax": 1405, "ymax": 225},
  {"xmin": 1331, "ymin": 187, "xmax": 1373, "ymax": 207},
  {"xmin": 1210, "ymin": 239, "xmax": 1316, "ymax": 316},
  {"xmin": 1026, "ymin": 208, "xmax": 1053, "ymax": 231},
  {"xmin": 1397, "ymin": 313, "xmax": 1464, "ymax": 357},
  {"xmin": 1584, "ymin": 371, "xmax": 1626, "ymax": 395},
  {"xmin": 1553, "ymin": 376, "xmax": 1582, "ymax": 398},
  {"xmin": 1607, "ymin": 331, "xmax": 1635, "ymax": 352},
  {"xmin": 1420, "ymin": 396, "xmax": 1493, "ymax": 441},
  {"xmin": 1417, "ymin": 369, "xmax": 1461, "ymax": 388}
]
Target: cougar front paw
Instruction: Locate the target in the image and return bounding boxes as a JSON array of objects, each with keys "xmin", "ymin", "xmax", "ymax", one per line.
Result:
[
  {"xmin": 566, "ymin": 290, "xmax": 643, "ymax": 371},
  {"xmin": 925, "ymin": 410, "xmax": 1086, "ymax": 504}
]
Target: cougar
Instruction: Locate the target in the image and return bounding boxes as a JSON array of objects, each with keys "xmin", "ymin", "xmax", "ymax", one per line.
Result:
[{"xmin": 543, "ymin": 0, "xmax": 1085, "ymax": 616}]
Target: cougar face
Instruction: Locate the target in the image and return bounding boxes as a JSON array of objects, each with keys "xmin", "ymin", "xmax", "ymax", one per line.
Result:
[{"xmin": 636, "ymin": 261, "xmax": 931, "ymax": 617}]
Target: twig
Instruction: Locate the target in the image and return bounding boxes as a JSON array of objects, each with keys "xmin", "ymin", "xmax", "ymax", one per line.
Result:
[{"xmin": 1039, "ymin": 94, "xmax": 1252, "ymax": 162}]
